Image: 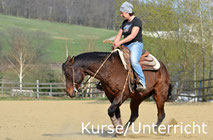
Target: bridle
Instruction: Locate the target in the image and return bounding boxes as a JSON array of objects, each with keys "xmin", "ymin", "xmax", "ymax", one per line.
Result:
[
  {"xmin": 70, "ymin": 52, "xmax": 114, "ymax": 97},
  {"xmin": 69, "ymin": 47, "xmax": 130, "ymax": 98},
  {"xmin": 71, "ymin": 67, "xmax": 78, "ymax": 95},
  {"xmin": 68, "ymin": 40, "xmax": 115, "ymax": 97}
]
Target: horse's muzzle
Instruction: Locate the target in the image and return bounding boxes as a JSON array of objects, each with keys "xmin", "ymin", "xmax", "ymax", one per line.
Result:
[{"xmin": 67, "ymin": 87, "xmax": 78, "ymax": 98}]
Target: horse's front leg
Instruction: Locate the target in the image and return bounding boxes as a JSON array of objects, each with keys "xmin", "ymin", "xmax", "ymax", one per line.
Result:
[
  {"xmin": 115, "ymin": 107, "xmax": 123, "ymax": 126},
  {"xmin": 108, "ymin": 101, "xmax": 120, "ymax": 127}
]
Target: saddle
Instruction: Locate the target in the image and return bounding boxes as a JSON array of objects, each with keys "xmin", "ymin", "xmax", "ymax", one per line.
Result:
[
  {"xmin": 112, "ymin": 45, "xmax": 161, "ymax": 92},
  {"xmin": 113, "ymin": 45, "xmax": 161, "ymax": 71}
]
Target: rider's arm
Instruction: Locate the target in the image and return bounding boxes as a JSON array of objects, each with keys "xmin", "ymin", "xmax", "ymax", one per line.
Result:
[
  {"xmin": 114, "ymin": 29, "xmax": 123, "ymax": 43},
  {"xmin": 119, "ymin": 26, "xmax": 139, "ymax": 45}
]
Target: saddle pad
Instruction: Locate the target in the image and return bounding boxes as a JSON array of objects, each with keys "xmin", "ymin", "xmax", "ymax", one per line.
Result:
[
  {"xmin": 112, "ymin": 49, "xmax": 128, "ymax": 70},
  {"xmin": 113, "ymin": 49, "xmax": 161, "ymax": 71}
]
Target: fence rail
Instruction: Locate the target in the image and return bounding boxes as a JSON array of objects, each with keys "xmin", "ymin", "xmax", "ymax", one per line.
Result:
[
  {"xmin": 0, "ymin": 78, "xmax": 213, "ymax": 101},
  {"xmin": 0, "ymin": 79, "xmax": 105, "ymax": 99},
  {"xmin": 171, "ymin": 78, "xmax": 213, "ymax": 102}
]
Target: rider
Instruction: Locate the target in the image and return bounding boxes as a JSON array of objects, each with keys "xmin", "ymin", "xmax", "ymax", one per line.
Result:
[{"xmin": 113, "ymin": 1, "xmax": 146, "ymax": 91}]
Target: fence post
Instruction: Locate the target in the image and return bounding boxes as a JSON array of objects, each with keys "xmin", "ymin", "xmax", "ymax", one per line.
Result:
[
  {"xmin": 202, "ymin": 79, "xmax": 206, "ymax": 101},
  {"xmin": 194, "ymin": 80, "xmax": 197, "ymax": 95},
  {"xmin": 174, "ymin": 81, "xmax": 178, "ymax": 95},
  {"xmin": 1, "ymin": 79, "xmax": 4, "ymax": 95},
  {"xmin": 19, "ymin": 81, "xmax": 22, "ymax": 96},
  {"xmin": 198, "ymin": 81, "xmax": 202, "ymax": 101},
  {"xmin": 207, "ymin": 79, "xmax": 211, "ymax": 94},
  {"xmin": 86, "ymin": 78, "xmax": 91, "ymax": 97},
  {"xmin": 49, "ymin": 84, "xmax": 52, "ymax": 96},
  {"xmin": 36, "ymin": 80, "xmax": 39, "ymax": 99},
  {"xmin": 95, "ymin": 85, "xmax": 97, "ymax": 97}
]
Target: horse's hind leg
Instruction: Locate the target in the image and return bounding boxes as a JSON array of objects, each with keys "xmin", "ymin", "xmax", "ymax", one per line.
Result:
[
  {"xmin": 124, "ymin": 98, "xmax": 143, "ymax": 129},
  {"xmin": 154, "ymin": 85, "xmax": 169, "ymax": 127}
]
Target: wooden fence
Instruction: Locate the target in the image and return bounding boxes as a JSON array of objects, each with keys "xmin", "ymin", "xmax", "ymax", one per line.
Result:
[
  {"xmin": 0, "ymin": 79, "xmax": 105, "ymax": 99},
  {"xmin": 0, "ymin": 78, "xmax": 213, "ymax": 101},
  {"xmin": 171, "ymin": 78, "xmax": 213, "ymax": 102}
]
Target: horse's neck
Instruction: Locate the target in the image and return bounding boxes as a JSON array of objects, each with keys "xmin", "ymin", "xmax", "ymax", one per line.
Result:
[
  {"xmin": 79, "ymin": 55, "xmax": 114, "ymax": 81},
  {"xmin": 82, "ymin": 62, "xmax": 105, "ymax": 81}
]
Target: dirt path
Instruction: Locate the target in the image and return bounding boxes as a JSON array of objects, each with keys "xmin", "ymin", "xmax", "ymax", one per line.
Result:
[{"xmin": 0, "ymin": 100, "xmax": 212, "ymax": 140}]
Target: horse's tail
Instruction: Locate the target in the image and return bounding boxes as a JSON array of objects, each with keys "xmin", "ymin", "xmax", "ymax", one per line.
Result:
[
  {"xmin": 160, "ymin": 61, "xmax": 173, "ymax": 101},
  {"xmin": 167, "ymin": 83, "xmax": 173, "ymax": 101}
]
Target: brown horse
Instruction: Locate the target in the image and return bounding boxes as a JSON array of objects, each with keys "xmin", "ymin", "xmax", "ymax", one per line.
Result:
[{"xmin": 62, "ymin": 51, "xmax": 172, "ymax": 132}]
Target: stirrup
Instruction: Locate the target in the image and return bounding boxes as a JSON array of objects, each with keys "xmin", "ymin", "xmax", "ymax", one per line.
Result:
[{"xmin": 136, "ymin": 83, "xmax": 146, "ymax": 92}]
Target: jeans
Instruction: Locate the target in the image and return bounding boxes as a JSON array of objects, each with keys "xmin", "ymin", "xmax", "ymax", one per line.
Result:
[{"xmin": 124, "ymin": 42, "xmax": 146, "ymax": 85}]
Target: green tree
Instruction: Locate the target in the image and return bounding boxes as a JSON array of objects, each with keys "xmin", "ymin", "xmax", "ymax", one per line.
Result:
[{"xmin": 115, "ymin": 0, "xmax": 212, "ymax": 96}]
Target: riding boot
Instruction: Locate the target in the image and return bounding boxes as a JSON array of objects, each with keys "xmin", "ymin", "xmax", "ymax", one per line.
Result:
[{"xmin": 136, "ymin": 82, "xmax": 146, "ymax": 92}]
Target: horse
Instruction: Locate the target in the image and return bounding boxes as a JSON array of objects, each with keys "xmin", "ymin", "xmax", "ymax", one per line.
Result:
[{"xmin": 62, "ymin": 51, "xmax": 172, "ymax": 133}]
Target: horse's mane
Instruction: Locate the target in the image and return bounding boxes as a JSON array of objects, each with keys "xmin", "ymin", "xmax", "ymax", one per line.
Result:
[{"xmin": 73, "ymin": 51, "xmax": 115, "ymax": 68}]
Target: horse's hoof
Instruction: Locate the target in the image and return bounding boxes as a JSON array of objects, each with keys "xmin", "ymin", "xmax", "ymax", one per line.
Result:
[
  {"xmin": 154, "ymin": 125, "xmax": 158, "ymax": 131},
  {"xmin": 116, "ymin": 125, "xmax": 124, "ymax": 135},
  {"xmin": 114, "ymin": 133, "xmax": 124, "ymax": 137}
]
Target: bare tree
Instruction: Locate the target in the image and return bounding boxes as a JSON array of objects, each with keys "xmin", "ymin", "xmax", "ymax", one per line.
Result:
[
  {"xmin": 24, "ymin": 0, "xmax": 30, "ymax": 18},
  {"xmin": 6, "ymin": 28, "xmax": 48, "ymax": 92},
  {"xmin": 0, "ymin": 41, "xmax": 2, "ymax": 55},
  {"xmin": 0, "ymin": 0, "xmax": 116, "ymax": 29},
  {"xmin": 0, "ymin": 0, "xmax": 3, "ymax": 13},
  {"xmin": 0, "ymin": 42, "xmax": 3, "ymax": 79}
]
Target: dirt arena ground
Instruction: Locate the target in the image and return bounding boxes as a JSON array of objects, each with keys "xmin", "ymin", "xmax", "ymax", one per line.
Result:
[{"xmin": 0, "ymin": 100, "xmax": 212, "ymax": 140}]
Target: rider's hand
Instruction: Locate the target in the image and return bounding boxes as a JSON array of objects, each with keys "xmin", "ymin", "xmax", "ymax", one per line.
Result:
[
  {"xmin": 113, "ymin": 41, "xmax": 121, "ymax": 48},
  {"xmin": 111, "ymin": 46, "xmax": 115, "ymax": 51}
]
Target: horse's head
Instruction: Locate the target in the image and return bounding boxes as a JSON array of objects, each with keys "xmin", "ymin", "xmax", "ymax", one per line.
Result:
[{"xmin": 62, "ymin": 56, "xmax": 84, "ymax": 98}]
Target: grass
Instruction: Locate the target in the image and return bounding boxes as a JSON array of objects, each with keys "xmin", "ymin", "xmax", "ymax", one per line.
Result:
[{"xmin": 0, "ymin": 14, "xmax": 116, "ymax": 63}]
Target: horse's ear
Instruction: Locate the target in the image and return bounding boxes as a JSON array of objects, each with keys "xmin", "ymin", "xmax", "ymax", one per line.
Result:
[
  {"xmin": 67, "ymin": 56, "xmax": 75, "ymax": 65},
  {"xmin": 67, "ymin": 56, "xmax": 71, "ymax": 61},
  {"xmin": 71, "ymin": 56, "xmax": 75, "ymax": 65}
]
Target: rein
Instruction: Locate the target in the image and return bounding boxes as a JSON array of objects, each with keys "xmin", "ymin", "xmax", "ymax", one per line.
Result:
[
  {"xmin": 73, "ymin": 40, "xmax": 130, "ymax": 98},
  {"xmin": 73, "ymin": 51, "xmax": 114, "ymax": 97}
]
